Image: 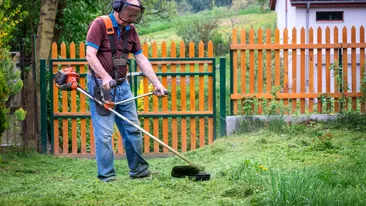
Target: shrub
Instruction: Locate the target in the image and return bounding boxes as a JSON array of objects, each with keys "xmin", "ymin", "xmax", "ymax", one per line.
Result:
[
  {"xmin": 175, "ymin": 15, "xmax": 218, "ymax": 52},
  {"xmin": 0, "ymin": 71, "xmax": 9, "ymax": 135},
  {"xmin": 0, "ymin": 0, "xmax": 27, "ymax": 137},
  {"xmin": 328, "ymin": 111, "xmax": 366, "ymax": 131}
]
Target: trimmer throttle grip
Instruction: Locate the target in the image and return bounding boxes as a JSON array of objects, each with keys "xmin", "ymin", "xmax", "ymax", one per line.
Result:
[
  {"xmin": 109, "ymin": 80, "xmax": 117, "ymax": 88},
  {"xmin": 153, "ymin": 90, "xmax": 169, "ymax": 96}
]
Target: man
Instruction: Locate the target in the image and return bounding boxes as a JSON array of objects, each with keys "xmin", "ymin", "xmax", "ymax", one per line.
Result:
[{"xmin": 86, "ymin": 0, "xmax": 166, "ymax": 182}]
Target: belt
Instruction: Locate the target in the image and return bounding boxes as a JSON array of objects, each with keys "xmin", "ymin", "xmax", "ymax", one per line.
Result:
[
  {"xmin": 88, "ymin": 71, "xmax": 127, "ymax": 85},
  {"xmin": 115, "ymin": 74, "xmax": 128, "ymax": 84},
  {"xmin": 115, "ymin": 77, "xmax": 126, "ymax": 85}
]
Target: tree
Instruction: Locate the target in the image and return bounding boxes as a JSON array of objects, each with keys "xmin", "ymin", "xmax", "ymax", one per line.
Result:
[
  {"xmin": 187, "ymin": 0, "xmax": 232, "ymax": 13},
  {"xmin": 24, "ymin": 0, "xmax": 58, "ymax": 147},
  {"xmin": 230, "ymin": 0, "xmax": 256, "ymax": 11},
  {"xmin": 138, "ymin": 0, "xmax": 177, "ymax": 25},
  {"xmin": 55, "ymin": 0, "xmax": 108, "ymax": 44},
  {"xmin": 257, "ymin": 0, "xmax": 267, "ymax": 11},
  {"xmin": 4, "ymin": 0, "xmax": 179, "ymax": 148},
  {"xmin": 0, "ymin": 0, "xmax": 27, "ymax": 137}
]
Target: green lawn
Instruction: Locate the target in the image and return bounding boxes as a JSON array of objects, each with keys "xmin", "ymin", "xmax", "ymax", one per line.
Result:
[{"xmin": 1, "ymin": 115, "xmax": 366, "ymax": 206}]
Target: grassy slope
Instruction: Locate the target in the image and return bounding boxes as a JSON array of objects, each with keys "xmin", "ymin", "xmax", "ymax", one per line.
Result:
[
  {"xmin": 139, "ymin": 12, "xmax": 276, "ymax": 46},
  {"xmin": 1, "ymin": 120, "xmax": 365, "ymax": 206}
]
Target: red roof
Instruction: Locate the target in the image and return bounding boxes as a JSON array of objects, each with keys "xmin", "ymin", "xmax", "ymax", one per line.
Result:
[
  {"xmin": 269, "ymin": 0, "xmax": 277, "ymax": 10},
  {"xmin": 270, "ymin": 0, "xmax": 366, "ymax": 10}
]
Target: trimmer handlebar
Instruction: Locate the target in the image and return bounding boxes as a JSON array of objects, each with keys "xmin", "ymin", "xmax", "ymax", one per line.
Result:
[{"xmin": 55, "ymin": 67, "xmax": 169, "ymax": 108}]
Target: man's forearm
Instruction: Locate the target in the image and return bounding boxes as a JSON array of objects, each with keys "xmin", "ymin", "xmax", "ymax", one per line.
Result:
[
  {"xmin": 86, "ymin": 51, "xmax": 110, "ymax": 79},
  {"xmin": 138, "ymin": 56, "xmax": 163, "ymax": 87}
]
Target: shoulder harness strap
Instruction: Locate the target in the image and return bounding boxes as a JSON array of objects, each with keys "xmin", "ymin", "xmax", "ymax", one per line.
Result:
[
  {"xmin": 98, "ymin": 15, "xmax": 130, "ymax": 81},
  {"xmin": 100, "ymin": 15, "xmax": 114, "ymax": 35},
  {"xmin": 99, "ymin": 15, "xmax": 117, "ymax": 57}
]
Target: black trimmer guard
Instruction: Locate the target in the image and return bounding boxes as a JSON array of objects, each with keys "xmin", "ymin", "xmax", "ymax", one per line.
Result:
[
  {"xmin": 194, "ymin": 172, "xmax": 211, "ymax": 181},
  {"xmin": 171, "ymin": 165, "xmax": 211, "ymax": 181}
]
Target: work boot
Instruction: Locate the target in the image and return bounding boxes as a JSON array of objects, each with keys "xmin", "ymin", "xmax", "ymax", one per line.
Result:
[{"xmin": 130, "ymin": 171, "xmax": 160, "ymax": 179}]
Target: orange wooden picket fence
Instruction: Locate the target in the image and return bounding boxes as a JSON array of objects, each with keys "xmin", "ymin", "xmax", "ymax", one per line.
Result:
[
  {"xmin": 230, "ymin": 26, "xmax": 366, "ymax": 115},
  {"xmin": 50, "ymin": 40, "xmax": 215, "ymax": 157}
]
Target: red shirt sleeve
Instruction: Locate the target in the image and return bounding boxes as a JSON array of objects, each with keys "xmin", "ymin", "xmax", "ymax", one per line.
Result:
[
  {"xmin": 129, "ymin": 26, "xmax": 142, "ymax": 54},
  {"xmin": 86, "ymin": 18, "xmax": 105, "ymax": 49}
]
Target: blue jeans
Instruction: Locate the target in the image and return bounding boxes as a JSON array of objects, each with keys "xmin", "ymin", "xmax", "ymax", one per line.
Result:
[{"xmin": 87, "ymin": 74, "xmax": 149, "ymax": 181}]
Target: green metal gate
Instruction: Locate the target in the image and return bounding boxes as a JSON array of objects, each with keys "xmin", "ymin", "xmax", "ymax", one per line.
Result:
[{"xmin": 40, "ymin": 57, "xmax": 219, "ymax": 157}]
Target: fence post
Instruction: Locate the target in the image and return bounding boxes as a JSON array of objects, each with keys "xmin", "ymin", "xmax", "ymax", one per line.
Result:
[
  {"xmin": 220, "ymin": 57, "xmax": 226, "ymax": 137},
  {"xmin": 40, "ymin": 59, "xmax": 47, "ymax": 154}
]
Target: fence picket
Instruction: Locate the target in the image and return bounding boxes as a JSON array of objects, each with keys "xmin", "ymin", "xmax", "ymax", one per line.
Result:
[
  {"xmin": 275, "ymin": 28, "xmax": 280, "ymax": 87},
  {"xmin": 334, "ymin": 27, "xmax": 340, "ymax": 113},
  {"xmin": 249, "ymin": 29, "xmax": 255, "ymax": 95},
  {"xmin": 351, "ymin": 26, "xmax": 357, "ymax": 110},
  {"xmin": 309, "ymin": 28, "xmax": 314, "ymax": 113},
  {"xmin": 249, "ymin": 29, "xmax": 255, "ymax": 112},
  {"xmin": 208, "ymin": 41, "xmax": 214, "ymax": 144},
  {"xmin": 342, "ymin": 27, "xmax": 349, "ymax": 110},
  {"xmin": 170, "ymin": 41, "xmax": 178, "ymax": 150},
  {"xmin": 300, "ymin": 28, "xmax": 306, "ymax": 113},
  {"xmin": 70, "ymin": 42, "xmax": 77, "ymax": 154},
  {"xmin": 180, "ymin": 41, "xmax": 187, "ymax": 152},
  {"xmin": 117, "ymin": 132, "xmax": 123, "ymax": 154},
  {"xmin": 52, "ymin": 42, "xmax": 59, "ymax": 154},
  {"xmin": 198, "ymin": 41, "xmax": 205, "ymax": 147},
  {"xmin": 240, "ymin": 29, "xmax": 246, "ymax": 97},
  {"xmin": 142, "ymin": 42, "xmax": 150, "ymax": 153},
  {"xmin": 266, "ymin": 28, "xmax": 272, "ymax": 111},
  {"xmin": 232, "ymin": 28, "xmax": 238, "ymax": 114},
  {"xmin": 283, "ymin": 28, "xmax": 289, "ymax": 111},
  {"xmin": 257, "ymin": 29, "xmax": 263, "ymax": 114},
  {"xmin": 152, "ymin": 42, "xmax": 159, "ymax": 152},
  {"xmin": 161, "ymin": 41, "xmax": 169, "ymax": 152},
  {"xmin": 292, "ymin": 28, "xmax": 297, "ymax": 113},
  {"xmin": 275, "ymin": 28, "xmax": 281, "ymax": 113},
  {"xmin": 326, "ymin": 27, "xmax": 331, "ymax": 112},
  {"xmin": 61, "ymin": 43, "xmax": 68, "ymax": 154},
  {"xmin": 189, "ymin": 42, "xmax": 196, "ymax": 150},
  {"xmin": 317, "ymin": 27, "xmax": 323, "ymax": 113},
  {"xmin": 79, "ymin": 42, "xmax": 87, "ymax": 154}
]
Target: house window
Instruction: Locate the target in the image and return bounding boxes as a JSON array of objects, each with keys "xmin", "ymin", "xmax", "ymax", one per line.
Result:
[{"xmin": 316, "ymin": 11, "xmax": 343, "ymax": 21}]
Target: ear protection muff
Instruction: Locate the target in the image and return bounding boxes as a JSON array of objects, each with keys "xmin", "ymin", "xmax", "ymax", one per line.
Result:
[{"xmin": 112, "ymin": 0, "xmax": 126, "ymax": 12}]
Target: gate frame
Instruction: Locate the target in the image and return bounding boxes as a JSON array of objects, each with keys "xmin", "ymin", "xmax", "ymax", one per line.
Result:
[{"xmin": 40, "ymin": 57, "xmax": 218, "ymax": 155}]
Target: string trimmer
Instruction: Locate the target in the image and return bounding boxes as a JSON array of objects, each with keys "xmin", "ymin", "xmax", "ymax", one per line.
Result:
[{"xmin": 54, "ymin": 67, "xmax": 210, "ymax": 181}]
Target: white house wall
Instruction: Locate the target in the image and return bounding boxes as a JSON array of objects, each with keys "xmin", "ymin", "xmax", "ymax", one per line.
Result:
[
  {"xmin": 275, "ymin": 1, "xmax": 366, "ymax": 45},
  {"xmin": 273, "ymin": 1, "xmax": 364, "ymax": 96}
]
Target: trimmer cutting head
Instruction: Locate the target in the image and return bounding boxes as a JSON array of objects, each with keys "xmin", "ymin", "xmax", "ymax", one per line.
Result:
[
  {"xmin": 171, "ymin": 165, "xmax": 201, "ymax": 177},
  {"xmin": 171, "ymin": 165, "xmax": 211, "ymax": 181}
]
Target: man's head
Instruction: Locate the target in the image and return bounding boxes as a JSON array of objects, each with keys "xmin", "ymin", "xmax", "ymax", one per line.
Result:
[{"xmin": 112, "ymin": 0, "xmax": 145, "ymax": 26}]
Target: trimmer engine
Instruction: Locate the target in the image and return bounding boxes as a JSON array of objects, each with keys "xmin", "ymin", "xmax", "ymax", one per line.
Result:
[{"xmin": 54, "ymin": 67, "xmax": 80, "ymax": 91}]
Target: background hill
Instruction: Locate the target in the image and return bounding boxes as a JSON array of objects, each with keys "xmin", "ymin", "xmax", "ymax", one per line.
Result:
[{"xmin": 138, "ymin": 3, "xmax": 276, "ymax": 51}]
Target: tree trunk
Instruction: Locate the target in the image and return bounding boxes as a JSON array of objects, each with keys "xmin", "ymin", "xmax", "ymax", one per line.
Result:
[
  {"xmin": 36, "ymin": 0, "xmax": 58, "ymax": 71},
  {"xmin": 25, "ymin": 0, "xmax": 58, "ymax": 151}
]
